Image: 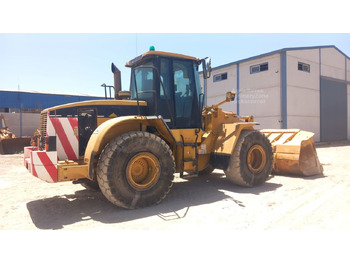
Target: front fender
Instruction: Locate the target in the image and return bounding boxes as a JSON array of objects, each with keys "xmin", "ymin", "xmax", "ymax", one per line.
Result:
[
  {"xmin": 213, "ymin": 122, "xmax": 257, "ymax": 155},
  {"xmin": 84, "ymin": 115, "xmax": 176, "ymax": 179}
]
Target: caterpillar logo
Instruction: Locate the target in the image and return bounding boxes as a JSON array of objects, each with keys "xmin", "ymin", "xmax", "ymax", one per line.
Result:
[{"xmin": 109, "ymin": 113, "xmax": 117, "ymax": 118}]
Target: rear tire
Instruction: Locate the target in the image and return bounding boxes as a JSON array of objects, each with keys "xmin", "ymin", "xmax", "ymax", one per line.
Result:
[
  {"xmin": 97, "ymin": 131, "xmax": 175, "ymax": 209},
  {"xmin": 224, "ymin": 130, "xmax": 273, "ymax": 187}
]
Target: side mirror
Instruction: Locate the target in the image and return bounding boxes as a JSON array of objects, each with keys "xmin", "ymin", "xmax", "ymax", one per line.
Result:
[{"xmin": 202, "ymin": 57, "xmax": 212, "ymax": 79}]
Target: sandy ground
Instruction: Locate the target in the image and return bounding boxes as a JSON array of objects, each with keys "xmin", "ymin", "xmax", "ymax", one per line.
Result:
[{"xmin": 0, "ymin": 141, "xmax": 350, "ymax": 231}]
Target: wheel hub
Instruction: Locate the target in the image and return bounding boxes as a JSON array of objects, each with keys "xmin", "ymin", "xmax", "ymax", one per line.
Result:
[
  {"xmin": 247, "ymin": 145, "xmax": 266, "ymax": 173},
  {"xmin": 126, "ymin": 152, "xmax": 160, "ymax": 190}
]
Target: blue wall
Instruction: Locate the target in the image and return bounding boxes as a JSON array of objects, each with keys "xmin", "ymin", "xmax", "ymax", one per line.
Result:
[{"xmin": 0, "ymin": 90, "xmax": 105, "ymax": 110}]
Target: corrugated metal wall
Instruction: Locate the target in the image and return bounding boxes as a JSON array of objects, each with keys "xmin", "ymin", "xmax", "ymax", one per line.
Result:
[
  {"xmin": 0, "ymin": 90, "xmax": 105, "ymax": 137},
  {"xmin": 0, "ymin": 90, "xmax": 104, "ymax": 110}
]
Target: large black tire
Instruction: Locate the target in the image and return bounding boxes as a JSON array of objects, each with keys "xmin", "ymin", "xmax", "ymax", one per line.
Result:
[
  {"xmin": 224, "ymin": 130, "xmax": 273, "ymax": 187},
  {"xmin": 97, "ymin": 131, "xmax": 175, "ymax": 209}
]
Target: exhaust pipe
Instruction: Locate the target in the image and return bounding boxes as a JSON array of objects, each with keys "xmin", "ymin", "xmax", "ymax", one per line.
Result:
[{"xmin": 111, "ymin": 63, "xmax": 122, "ymax": 100}]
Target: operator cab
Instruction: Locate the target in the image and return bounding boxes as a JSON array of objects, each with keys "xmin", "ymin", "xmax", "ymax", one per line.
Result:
[{"xmin": 126, "ymin": 48, "xmax": 210, "ymax": 129}]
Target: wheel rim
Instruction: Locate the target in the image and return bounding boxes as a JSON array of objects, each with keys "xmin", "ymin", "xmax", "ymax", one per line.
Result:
[
  {"xmin": 126, "ymin": 152, "xmax": 160, "ymax": 191},
  {"xmin": 247, "ymin": 145, "xmax": 266, "ymax": 173}
]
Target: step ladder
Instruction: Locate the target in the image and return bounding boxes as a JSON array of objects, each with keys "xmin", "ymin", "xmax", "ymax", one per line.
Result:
[{"xmin": 180, "ymin": 134, "xmax": 199, "ymax": 178}]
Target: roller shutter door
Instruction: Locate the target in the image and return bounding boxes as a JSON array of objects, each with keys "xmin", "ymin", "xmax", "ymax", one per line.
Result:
[{"xmin": 320, "ymin": 77, "xmax": 347, "ymax": 141}]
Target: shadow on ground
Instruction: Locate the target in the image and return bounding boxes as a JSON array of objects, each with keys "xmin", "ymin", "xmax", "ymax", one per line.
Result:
[{"xmin": 26, "ymin": 172, "xmax": 282, "ymax": 230}]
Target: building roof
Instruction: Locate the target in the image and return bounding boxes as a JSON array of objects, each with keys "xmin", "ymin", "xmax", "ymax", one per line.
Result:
[{"xmin": 212, "ymin": 45, "xmax": 350, "ymax": 71}]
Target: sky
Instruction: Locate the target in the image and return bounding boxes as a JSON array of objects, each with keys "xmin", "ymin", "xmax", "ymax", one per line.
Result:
[
  {"xmin": 0, "ymin": 1, "xmax": 349, "ymax": 97},
  {"xmin": 1, "ymin": 33, "xmax": 350, "ymax": 97}
]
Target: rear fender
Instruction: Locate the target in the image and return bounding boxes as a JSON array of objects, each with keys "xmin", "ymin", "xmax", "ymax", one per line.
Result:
[{"xmin": 84, "ymin": 115, "xmax": 176, "ymax": 179}]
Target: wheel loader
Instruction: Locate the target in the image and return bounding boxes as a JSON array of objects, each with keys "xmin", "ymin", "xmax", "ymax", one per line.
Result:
[
  {"xmin": 24, "ymin": 48, "xmax": 323, "ymax": 209},
  {"xmin": 0, "ymin": 114, "xmax": 31, "ymax": 154}
]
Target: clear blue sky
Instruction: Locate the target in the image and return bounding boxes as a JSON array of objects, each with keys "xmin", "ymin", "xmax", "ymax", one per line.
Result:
[{"xmin": 1, "ymin": 33, "xmax": 349, "ymax": 96}]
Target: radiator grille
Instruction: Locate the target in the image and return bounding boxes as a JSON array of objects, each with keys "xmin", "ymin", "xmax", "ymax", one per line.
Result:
[{"xmin": 39, "ymin": 111, "xmax": 47, "ymax": 148}]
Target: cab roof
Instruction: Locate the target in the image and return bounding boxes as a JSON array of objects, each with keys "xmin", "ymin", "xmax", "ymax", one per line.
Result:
[{"xmin": 126, "ymin": 50, "xmax": 200, "ymax": 67}]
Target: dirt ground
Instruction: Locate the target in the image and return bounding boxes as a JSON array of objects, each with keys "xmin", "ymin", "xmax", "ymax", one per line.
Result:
[{"xmin": 1, "ymin": 141, "xmax": 350, "ymax": 231}]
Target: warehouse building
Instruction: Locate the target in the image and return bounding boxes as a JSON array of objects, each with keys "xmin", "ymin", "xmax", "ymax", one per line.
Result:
[
  {"xmin": 0, "ymin": 90, "xmax": 104, "ymax": 137},
  {"xmin": 205, "ymin": 45, "xmax": 350, "ymax": 142}
]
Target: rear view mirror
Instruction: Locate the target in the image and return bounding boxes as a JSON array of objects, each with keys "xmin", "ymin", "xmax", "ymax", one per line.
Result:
[{"xmin": 202, "ymin": 57, "xmax": 212, "ymax": 79}]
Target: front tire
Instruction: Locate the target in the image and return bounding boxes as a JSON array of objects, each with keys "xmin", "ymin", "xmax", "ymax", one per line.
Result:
[
  {"xmin": 97, "ymin": 131, "xmax": 175, "ymax": 209},
  {"xmin": 224, "ymin": 130, "xmax": 273, "ymax": 187}
]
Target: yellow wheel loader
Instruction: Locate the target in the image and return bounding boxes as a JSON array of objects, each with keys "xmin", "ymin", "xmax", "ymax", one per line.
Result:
[
  {"xmin": 0, "ymin": 114, "xmax": 31, "ymax": 154},
  {"xmin": 24, "ymin": 48, "xmax": 323, "ymax": 209}
]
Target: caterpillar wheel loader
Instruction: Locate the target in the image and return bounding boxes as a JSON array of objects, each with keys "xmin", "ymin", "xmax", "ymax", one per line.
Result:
[{"xmin": 24, "ymin": 47, "xmax": 323, "ymax": 209}]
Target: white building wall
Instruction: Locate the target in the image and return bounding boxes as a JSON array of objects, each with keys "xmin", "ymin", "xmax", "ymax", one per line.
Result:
[
  {"xmin": 321, "ymin": 47, "xmax": 346, "ymax": 80},
  {"xmin": 348, "ymin": 83, "xmax": 350, "ymax": 140},
  {"xmin": 239, "ymin": 54, "xmax": 281, "ymax": 129},
  {"xmin": 206, "ymin": 64, "xmax": 237, "ymax": 112},
  {"xmin": 286, "ymin": 49, "xmax": 321, "ymax": 141},
  {"xmin": 205, "ymin": 46, "xmax": 349, "ymax": 142},
  {"xmin": 347, "ymin": 58, "xmax": 350, "ymax": 81},
  {"xmin": 348, "ymin": 59, "xmax": 350, "ymax": 140}
]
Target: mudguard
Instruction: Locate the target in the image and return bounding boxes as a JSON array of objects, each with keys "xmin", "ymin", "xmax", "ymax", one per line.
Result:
[{"xmin": 84, "ymin": 115, "xmax": 176, "ymax": 179}]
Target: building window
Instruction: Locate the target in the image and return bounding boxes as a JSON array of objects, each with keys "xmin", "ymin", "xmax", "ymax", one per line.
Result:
[
  {"xmin": 213, "ymin": 72, "xmax": 228, "ymax": 82},
  {"xmin": 250, "ymin": 63, "xmax": 268, "ymax": 74},
  {"xmin": 298, "ymin": 62, "xmax": 310, "ymax": 72}
]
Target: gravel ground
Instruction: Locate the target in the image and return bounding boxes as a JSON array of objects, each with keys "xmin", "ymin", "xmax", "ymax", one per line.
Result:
[
  {"xmin": 1, "ymin": 141, "xmax": 349, "ymax": 261},
  {"xmin": 1, "ymin": 141, "xmax": 350, "ymax": 231}
]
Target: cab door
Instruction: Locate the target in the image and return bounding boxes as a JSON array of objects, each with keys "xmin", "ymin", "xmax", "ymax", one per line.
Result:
[{"xmin": 172, "ymin": 59, "xmax": 201, "ymax": 129}]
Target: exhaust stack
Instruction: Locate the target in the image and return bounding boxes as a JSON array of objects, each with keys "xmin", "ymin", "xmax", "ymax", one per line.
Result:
[{"xmin": 111, "ymin": 63, "xmax": 122, "ymax": 100}]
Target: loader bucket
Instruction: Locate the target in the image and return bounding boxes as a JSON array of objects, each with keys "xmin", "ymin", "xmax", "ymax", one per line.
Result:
[
  {"xmin": 0, "ymin": 137, "xmax": 31, "ymax": 154},
  {"xmin": 260, "ymin": 129, "xmax": 323, "ymax": 176}
]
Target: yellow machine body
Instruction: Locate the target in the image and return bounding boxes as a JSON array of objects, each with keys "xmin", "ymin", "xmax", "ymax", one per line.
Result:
[{"xmin": 79, "ymin": 92, "xmax": 260, "ymax": 179}]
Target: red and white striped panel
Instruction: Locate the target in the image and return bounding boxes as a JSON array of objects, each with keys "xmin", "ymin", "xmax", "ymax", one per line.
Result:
[
  {"xmin": 47, "ymin": 117, "xmax": 79, "ymax": 161},
  {"xmin": 31, "ymin": 151, "xmax": 58, "ymax": 183},
  {"xmin": 24, "ymin": 146, "xmax": 38, "ymax": 173}
]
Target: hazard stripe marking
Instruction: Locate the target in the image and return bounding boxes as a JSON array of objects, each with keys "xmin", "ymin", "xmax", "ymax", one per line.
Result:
[
  {"xmin": 37, "ymin": 152, "xmax": 57, "ymax": 182},
  {"xmin": 31, "ymin": 151, "xmax": 57, "ymax": 183},
  {"xmin": 32, "ymin": 162, "xmax": 38, "ymax": 178},
  {"xmin": 61, "ymin": 118, "xmax": 79, "ymax": 157},
  {"xmin": 50, "ymin": 117, "xmax": 77, "ymax": 160},
  {"xmin": 68, "ymin": 118, "xmax": 78, "ymax": 138}
]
